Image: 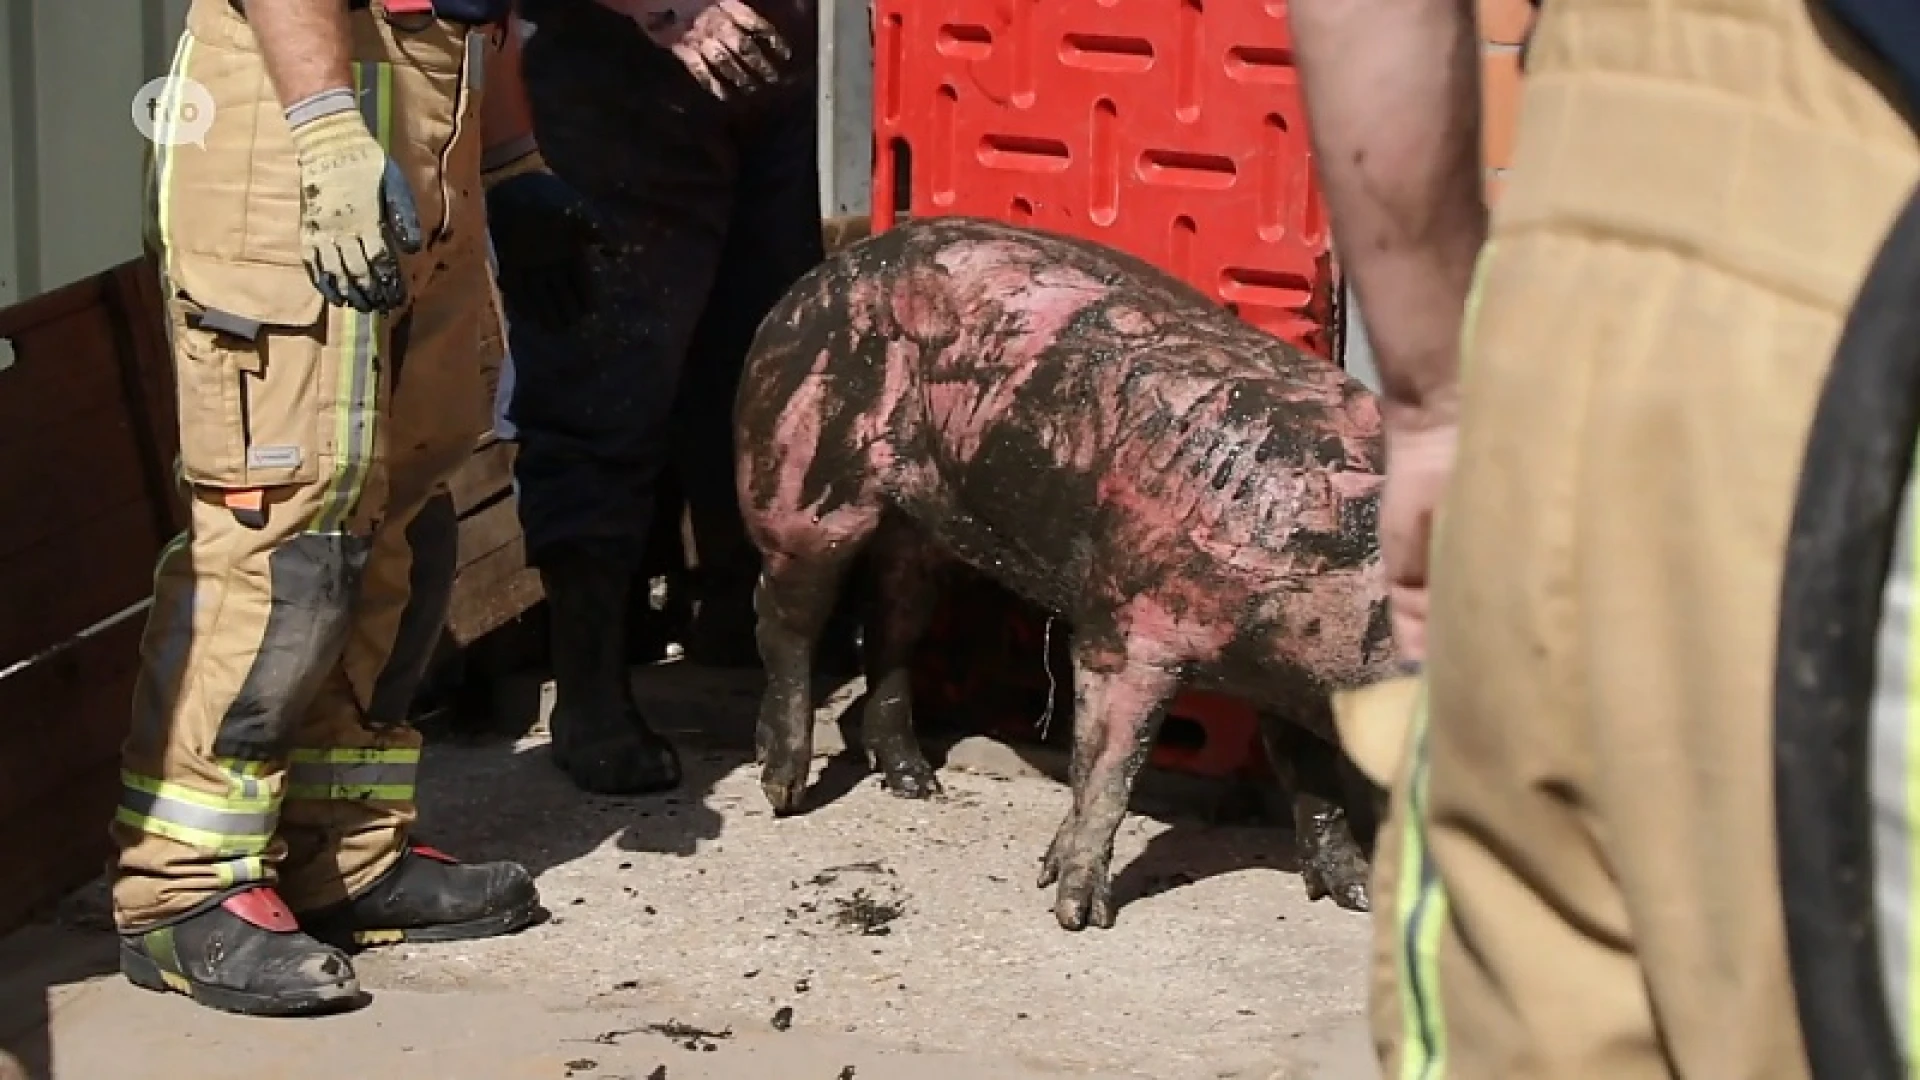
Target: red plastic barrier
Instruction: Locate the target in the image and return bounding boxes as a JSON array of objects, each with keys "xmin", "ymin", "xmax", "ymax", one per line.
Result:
[
  {"xmin": 877, "ymin": 0, "xmax": 1337, "ymax": 778},
  {"xmin": 871, "ymin": 0, "xmax": 1336, "ymax": 357}
]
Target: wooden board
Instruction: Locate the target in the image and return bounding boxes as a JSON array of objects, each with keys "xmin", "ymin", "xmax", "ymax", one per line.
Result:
[
  {"xmin": 0, "ymin": 620, "xmax": 143, "ymax": 840},
  {"xmin": 448, "ymin": 438, "xmax": 514, "ymax": 518},
  {"xmin": 0, "ymin": 259, "xmax": 175, "ymax": 935},
  {"xmin": 446, "ymin": 487, "xmax": 541, "ymax": 645},
  {"xmin": 0, "ymin": 759, "xmax": 119, "ymax": 933}
]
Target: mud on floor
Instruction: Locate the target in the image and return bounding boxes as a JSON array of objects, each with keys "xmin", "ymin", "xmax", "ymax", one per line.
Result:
[{"xmin": 350, "ymin": 718, "xmax": 1372, "ymax": 1080}]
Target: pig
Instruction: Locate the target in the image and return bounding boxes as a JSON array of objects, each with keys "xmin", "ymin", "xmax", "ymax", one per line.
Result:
[{"xmin": 734, "ymin": 216, "xmax": 1394, "ymax": 930}]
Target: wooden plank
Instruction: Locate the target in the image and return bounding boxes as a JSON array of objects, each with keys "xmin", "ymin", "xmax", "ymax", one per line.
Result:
[
  {"xmin": 104, "ymin": 259, "xmax": 188, "ymax": 539},
  {"xmin": 0, "ymin": 757, "xmax": 118, "ymax": 936},
  {"xmin": 0, "ymin": 618, "xmax": 142, "ymax": 826},
  {"xmin": 0, "ymin": 284, "xmax": 135, "ymax": 438},
  {"xmin": 0, "ymin": 398, "xmax": 156, "ymax": 563},
  {"xmin": 0, "ymin": 498, "xmax": 168, "ymax": 671},
  {"xmin": 455, "ymin": 492, "xmax": 525, "ymax": 568},
  {"xmin": 0, "ymin": 271, "xmax": 106, "ymax": 340},
  {"xmin": 822, "ymin": 214, "xmax": 872, "ymax": 255},
  {"xmin": 448, "ymin": 534, "xmax": 542, "ymax": 646},
  {"xmin": 447, "ymin": 439, "xmax": 515, "ymax": 518}
]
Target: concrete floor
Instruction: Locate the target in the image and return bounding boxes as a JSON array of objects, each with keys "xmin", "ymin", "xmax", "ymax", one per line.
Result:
[{"xmin": 1, "ymin": 666, "xmax": 1377, "ymax": 1080}]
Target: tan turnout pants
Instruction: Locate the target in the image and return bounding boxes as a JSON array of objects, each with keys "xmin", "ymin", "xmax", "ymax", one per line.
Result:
[
  {"xmin": 1367, "ymin": 0, "xmax": 1920, "ymax": 1075},
  {"xmin": 112, "ymin": 0, "xmax": 499, "ymax": 929}
]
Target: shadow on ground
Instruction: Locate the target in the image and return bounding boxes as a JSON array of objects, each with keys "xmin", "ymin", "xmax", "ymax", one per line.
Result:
[
  {"xmin": 0, "ymin": 921, "xmax": 118, "ymax": 1079},
  {"xmin": 1, "ymin": 660, "xmax": 1311, "ymax": 1080},
  {"xmin": 416, "ymin": 659, "xmax": 1302, "ymax": 924}
]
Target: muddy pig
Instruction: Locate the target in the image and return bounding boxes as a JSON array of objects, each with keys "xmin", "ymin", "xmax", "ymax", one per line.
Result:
[{"xmin": 735, "ymin": 216, "xmax": 1396, "ymax": 930}]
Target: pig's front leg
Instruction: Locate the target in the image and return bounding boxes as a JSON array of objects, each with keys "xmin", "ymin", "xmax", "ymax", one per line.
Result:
[
  {"xmin": 1261, "ymin": 713, "xmax": 1372, "ymax": 912},
  {"xmin": 859, "ymin": 519, "xmax": 943, "ymax": 798},
  {"xmin": 1037, "ymin": 642, "xmax": 1179, "ymax": 930}
]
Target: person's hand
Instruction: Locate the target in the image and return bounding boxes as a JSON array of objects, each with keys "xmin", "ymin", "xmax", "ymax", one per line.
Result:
[
  {"xmin": 646, "ymin": 0, "xmax": 791, "ymax": 100},
  {"xmin": 1379, "ymin": 409, "xmax": 1457, "ymax": 666},
  {"xmin": 289, "ymin": 109, "xmax": 424, "ymax": 313},
  {"xmin": 484, "ymin": 150, "xmax": 603, "ymax": 331}
]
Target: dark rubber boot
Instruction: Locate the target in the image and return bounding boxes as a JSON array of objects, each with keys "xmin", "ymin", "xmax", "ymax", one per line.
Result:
[
  {"xmin": 120, "ymin": 888, "xmax": 362, "ymax": 1017},
  {"xmin": 683, "ymin": 566, "xmax": 763, "ymax": 668},
  {"xmin": 541, "ymin": 549, "xmax": 684, "ymax": 795},
  {"xmin": 301, "ymin": 845, "xmax": 540, "ymax": 950}
]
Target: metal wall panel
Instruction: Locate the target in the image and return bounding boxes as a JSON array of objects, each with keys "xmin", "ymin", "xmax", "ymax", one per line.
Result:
[
  {"xmin": 0, "ymin": 0, "xmax": 188, "ymax": 312},
  {"xmin": 816, "ymin": 0, "xmax": 873, "ymax": 218}
]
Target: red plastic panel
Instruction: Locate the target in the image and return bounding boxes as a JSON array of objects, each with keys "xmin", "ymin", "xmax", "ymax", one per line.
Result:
[{"xmin": 872, "ymin": 0, "xmax": 1336, "ymax": 357}]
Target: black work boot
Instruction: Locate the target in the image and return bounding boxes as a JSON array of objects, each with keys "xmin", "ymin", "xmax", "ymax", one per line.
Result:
[
  {"xmin": 540, "ymin": 548, "xmax": 684, "ymax": 794},
  {"xmin": 120, "ymin": 887, "xmax": 362, "ymax": 1017},
  {"xmin": 301, "ymin": 845, "xmax": 540, "ymax": 950},
  {"xmin": 683, "ymin": 565, "xmax": 763, "ymax": 668}
]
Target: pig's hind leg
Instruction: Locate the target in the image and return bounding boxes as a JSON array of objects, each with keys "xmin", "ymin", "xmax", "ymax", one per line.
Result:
[
  {"xmin": 1260, "ymin": 713, "xmax": 1373, "ymax": 912},
  {"xmin": 857, "ymin": 517, "xmax": 944, "ymax": 799},
  {"xmin": 1038, "ymin": 640, "xmax": 1180, "ymax": 931},
  {"xmin": 755, "ymin": 522, "xmax": 877, "ymax": 815}
]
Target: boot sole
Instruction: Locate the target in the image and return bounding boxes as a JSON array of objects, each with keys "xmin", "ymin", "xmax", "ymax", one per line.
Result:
[
  {"xmin": 120, "ymin": 942, "xmax": 362, "ymax": 1018},
  {"xmin": 321, "ymin": 897, "xmax": 541, "ymax": 950}
]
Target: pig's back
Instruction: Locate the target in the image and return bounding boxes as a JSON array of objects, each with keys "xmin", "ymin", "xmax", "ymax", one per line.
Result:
[{"xmin": 840, "ymin": 219, "xmax": 1379, "ymax": 609}]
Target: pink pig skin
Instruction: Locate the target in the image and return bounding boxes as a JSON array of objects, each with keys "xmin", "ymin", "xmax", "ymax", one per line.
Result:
[{"xmin": 736, "ymin": 216, "xmax": 1395, "ymax": 930}]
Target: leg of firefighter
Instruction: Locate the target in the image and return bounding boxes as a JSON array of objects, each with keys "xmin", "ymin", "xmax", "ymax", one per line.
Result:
[
  {"xmin": 275, "ymin": 232, "xmax": 539, "ymax": 949},
  {"xmin": 111, "ymin": 299, "xmax": 390, "ymax": 1017},
  {"xmin": 1365, "ymin": 3, "xmax": 1920, "ymax": 1075},
  {"xmin": 674, "ymin": 80, "xmax": 827, "ymax": 669},
  {"xmin": 507, "ymin": 4, "xmax": 736, "ymax": 793}
]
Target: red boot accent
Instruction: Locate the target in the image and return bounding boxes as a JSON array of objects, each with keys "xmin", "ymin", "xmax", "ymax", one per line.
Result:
[
  {"xmin": 409, "ymin": 844, "xmax": 459, "ymax": 864},
  {"xmin": 221, "ymin": 887, "xmax": 300, "ymax": 932}
]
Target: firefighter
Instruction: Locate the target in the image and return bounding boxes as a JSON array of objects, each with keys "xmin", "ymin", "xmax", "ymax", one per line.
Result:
[
  {"xmin": 115, "ymin": 0, "xmax": 600, "ymax": 1016},
  {"xmin": 500, "ymin": 0, "xmax": 824, "ymax": 795},
  {"xmin": 1286, "ymin": 0, "xmax": 1920, "ymax": 1072}
]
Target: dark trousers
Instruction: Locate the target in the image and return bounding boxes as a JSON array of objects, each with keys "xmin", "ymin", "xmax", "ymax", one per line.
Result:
[{"xmin": 508, "ymin": 0, "xmax": 825, "ymax": 578}]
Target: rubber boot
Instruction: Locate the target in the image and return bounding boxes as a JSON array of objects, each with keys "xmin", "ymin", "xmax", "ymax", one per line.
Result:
[
  {"xmin": 540, "ymin": 547, "xmax": 684, "ymax": 794},
  {"xmin": 120, "ymin": 887, "xmax": 361, "ymax": 1017},
  {"xmin": 300, "ymin": 845, "xmax": 540, "ymax": 949},
  {"xmin": 683, "ymin": 564, "xmax": 764, "ymax": 668}
]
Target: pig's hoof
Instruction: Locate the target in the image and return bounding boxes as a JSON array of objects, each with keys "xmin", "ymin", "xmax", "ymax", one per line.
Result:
[
  {"xmin": 1052, "ymin": 867, "xmax": 1116, "ymax": 931},
  {"xmin": 1036, "ymin": 822, "xmax": 1074, "ymax": 889},
  {"xmin": 760, "ymin": 756, "xmax": 810, "ymax": 816},
  {"xmin": 879, "ymin": 758, "xmax": 942, "ymax": 800},
  {"xmin": 1301, "ymin": 866, "xmax": 1371, "ymax": 913}
]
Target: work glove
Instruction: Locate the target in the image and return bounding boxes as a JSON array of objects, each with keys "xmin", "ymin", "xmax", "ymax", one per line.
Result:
[
  {"xmin": 644, "ymin": 0, "xmax": 791, "ymax": 100},
  {"xmin": 288, "ymin": 102, "xmax": 424, "ymax": 313},
  {"xmin": 484, "ymin": 148, "xmax": 602, "ymax": 331}
]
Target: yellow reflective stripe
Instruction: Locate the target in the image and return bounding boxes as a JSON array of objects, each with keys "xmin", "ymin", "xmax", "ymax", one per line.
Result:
[
  {"xmin": 312, "ymin": 61, "xmax": 394, "ymax": 534},
  {"xmin": 1394, "ymin": 685, "xmax": 1449, "ymax": 1080},
  {"xmin": 113, "ymin": 805, "xmax": 272, "ymax": 855},
  {"xmin": 286, "ymin": 783, "xmax": 416, "ymax": 802},
  {"xmin": 152, "ymin": 33, "xmax": 197, "ymax": 253},
  {"xmin": 214, "ymin": 856, "xmax": 270, "ymax": 889},
  {"xmin": 286, "ymin": 747, "xmax": 419, "ymax": 803},
  {"xmin": 121, "ymin": 771, "xmax": 275, "ymax": 814},
  {"xmin": 1458, "ymin": 240, "xmax": 1496, "ymax": 383},
  {"xmin": 288, "ymin": 747, "xmax": 422, "ymax": 765}
]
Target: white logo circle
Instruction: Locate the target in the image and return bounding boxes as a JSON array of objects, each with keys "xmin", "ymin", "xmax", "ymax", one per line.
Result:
[{"xmin": 131, "ymin": 76, "xmax": 217, "ymax": 148}]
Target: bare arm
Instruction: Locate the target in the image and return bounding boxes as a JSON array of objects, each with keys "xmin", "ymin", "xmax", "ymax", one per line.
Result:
[
  {"xmin": 1290, "ymin": 0, "xmax": 1487, "ymax": 424},
  {"xmin": 481, "ymin": 17, "xmax": 540, "ymax": 169},
  {"xmin": 242, "ymin": 0, "xmax": 355, "ymax": 108}
]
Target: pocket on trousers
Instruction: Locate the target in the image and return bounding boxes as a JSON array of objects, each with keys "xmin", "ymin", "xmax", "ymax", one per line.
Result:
[{"xmin": 168, "ymin": 259, "xmax": 327, "ymax": 491}]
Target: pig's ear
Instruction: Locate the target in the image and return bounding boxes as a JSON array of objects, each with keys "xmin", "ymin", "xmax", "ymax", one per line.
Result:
[{"xmin": 1331, "ymin": 675, "xmax": 1422, "ymax": 790}]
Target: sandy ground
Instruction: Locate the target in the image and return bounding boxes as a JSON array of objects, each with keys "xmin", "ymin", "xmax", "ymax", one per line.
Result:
[{"xmin": 1, "ymin": 666, "xmax": 1376, "ymax": 1080}]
